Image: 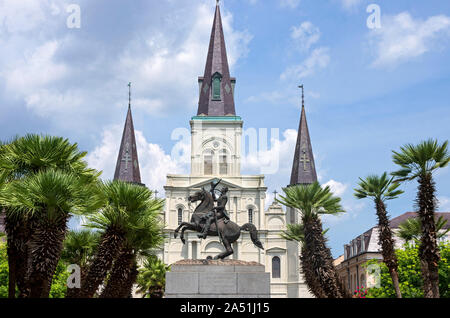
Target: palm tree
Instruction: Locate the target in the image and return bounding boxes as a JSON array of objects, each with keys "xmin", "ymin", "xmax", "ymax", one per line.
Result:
[
  {"xmin": 392, "ymin": 139, "xmax": 450, "ymax": 298},
  {"xmin": 79, "ymin": 205, "xmax": 128, "ymax": 298},
  {"xmin": 100, "ymin": 195, "xmax": 165, "ymax": 298},
  {"xmin": 136, "ymin": 256, "xmax": 170, "ymax": 298},
  {"xmin": 354, "ymin": 172, "xmax": 404, "ymax": 298},
  {"xmin": 80, "ymin": 181, "xmax": 161, "ymax": 298},
  {"xmin": 0, "ymin": 134, "xmax": 98, "ymax": 298},
  {"xmin": 398, "ymin": 216, "xmax": 449, "ymax": 245},
  {"xmin": 277, "ymin": 182, "xmax": 345, "ymax": 298},
  {"xmin": 280, "ymin": 223, "xmax": 327, "ymax": 298},
  {"xmin": 61, "ymin": 230, "xmax": 100, "ymax": 298},
  {"xmin": 0, "ymin": 169, "xmax": 102, "ymax": 298}
]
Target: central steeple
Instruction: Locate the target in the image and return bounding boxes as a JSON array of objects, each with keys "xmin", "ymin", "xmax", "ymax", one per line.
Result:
[{"xmin": 197, "ymin": 2, "xmax": 236, "ymax": 116}]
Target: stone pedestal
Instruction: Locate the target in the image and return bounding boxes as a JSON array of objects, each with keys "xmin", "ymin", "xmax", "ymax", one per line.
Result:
[{"xmin": 165, "ymin": 259, "xmax": 271, "ymax": 298}]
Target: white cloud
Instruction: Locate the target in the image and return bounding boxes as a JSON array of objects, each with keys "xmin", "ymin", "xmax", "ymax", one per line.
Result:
[
  {"xmin": 242, "ymin": 128, "xmax": 298, "ymax": 175},
  {"xmin": 291, "ymin": 21, "xmax": 321, "ymax": 52},
  {"xmin": 323, "ymin": 179, "xmax": 348, "ymax": 197},
  {"xmin": 0, "ymin": 2, "xmax": 252, "ymax": 133},
  {"xmin": 280, "ymin": 0, "xmax": 301, "ymax": 9},
  {"xmin": 369, "ymin": 12, "xmax": 450, "ymax": 67},
  {"xmin": 340, "ymin": 0, "xmax": 363, "ymax": 11},
  {"xmin": 280, "ymin": 47, "xmax": 330, "ymax": 80},
  {"xmin": 0, "ymin": 0, "xmax": 49, "ymax": 34},
  {"xmin": 86, "ymin": 125, "xmax": 190, "ymax": 194},
  {"xmin": 3, "ymin": 40, "xmax": 68, "ymax": 95}
]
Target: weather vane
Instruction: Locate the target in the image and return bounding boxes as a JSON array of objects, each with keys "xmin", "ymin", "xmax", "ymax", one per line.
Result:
[
  {"xmin": 298, "ymin": 84, "xmax": 304, "ymax": 108},
  {"xmin": 128, "ymin": 82, "xmax": 132, "ymax": 107}
]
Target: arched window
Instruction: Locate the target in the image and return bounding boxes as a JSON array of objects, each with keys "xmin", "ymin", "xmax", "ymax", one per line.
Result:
[
  {"xmin": 212, "ymin": 73, "xmax": 222, "ymax": 100},
  {"xmin": 272, "ymin": 256, "xmax": 281, "ymax": 278},
  {"xmin": 219, "ymin": 149, "xmax": 228, "ymax": 175},
  {"xmin": 177, "ymin": 208, "xmax": 183, "ymax": 225},
  {"xmin": 248, "ymin": 208, "xmax": 253, "ymax": 224},
  {"xmin": 204, "ymin": 151, "xmax": 213, "ymax": 175}
]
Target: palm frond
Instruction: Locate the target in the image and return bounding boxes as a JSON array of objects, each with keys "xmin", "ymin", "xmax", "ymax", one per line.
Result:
[
  {"xmin": 392, "ymin": 139, "xmax": 450, "ymax": 181},
  {"xmin": 354, "ymin": 172, "xmax": 404, "ymax": 202},
  {"xmin": 277, "ymin": 182, "xmax": 345, "ymax": 222},
  {"xmin": 0, "ymin": 169, "xmax": 103, "ymax": 222}
]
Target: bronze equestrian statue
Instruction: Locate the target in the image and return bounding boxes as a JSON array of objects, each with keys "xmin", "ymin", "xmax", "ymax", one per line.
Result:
[{"xmin": 174, "ymin": 182, "xmax": 264, "ymax": 260}]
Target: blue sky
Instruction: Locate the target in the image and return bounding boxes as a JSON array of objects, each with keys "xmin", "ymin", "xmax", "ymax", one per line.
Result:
[{"xmin": 1, "ymin": 0, "xmax": 449, "ymax": 257}]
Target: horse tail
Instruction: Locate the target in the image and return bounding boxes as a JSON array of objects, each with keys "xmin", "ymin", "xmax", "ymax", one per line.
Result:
[{"xmin": 240, "ymin": 223, "xmax": 264, "ymax": 250}]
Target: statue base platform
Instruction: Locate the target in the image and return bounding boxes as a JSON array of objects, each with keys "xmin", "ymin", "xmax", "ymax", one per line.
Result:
[{"xmin": 165, "ymin": 259, "xmax": 271, "ymax": 298}]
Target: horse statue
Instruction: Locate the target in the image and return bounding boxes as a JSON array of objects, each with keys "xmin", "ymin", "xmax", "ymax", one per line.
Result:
[{"xmin": 174, "ymin": 187, "xmax": 264, "ymax": 260}]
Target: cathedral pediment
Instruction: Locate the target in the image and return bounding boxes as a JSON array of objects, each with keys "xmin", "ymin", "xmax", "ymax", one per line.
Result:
[
  {"xmin": 265, "ymin": 247, "xmax": 287, "ymax": 254},
  {"xmin": 189, "ymin": 178, "xmax": 243, "ymax": 191}
]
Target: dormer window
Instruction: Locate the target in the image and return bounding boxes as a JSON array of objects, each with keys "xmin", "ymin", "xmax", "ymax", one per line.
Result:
[{"xmin": 212, "ymin": 72, "xmax": 222, "ymax": 100}]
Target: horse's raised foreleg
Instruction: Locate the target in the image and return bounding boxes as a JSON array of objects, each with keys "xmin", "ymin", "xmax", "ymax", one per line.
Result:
[
  {"xmin": 177, "ymin": 223, "xmax": 198, "ymax": 245},
  {"xmin": 174, "ymin": 222, "xmax": 191, "ymax": 239},
  {"xmin": 180, "ymin": 224, "xmax": 192, "ymax": 244}
]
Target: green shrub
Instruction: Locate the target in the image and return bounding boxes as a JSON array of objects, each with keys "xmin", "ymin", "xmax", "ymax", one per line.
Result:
[{"xmin": 364, "ymin": 243, "xmax": 449, "ymax": 298}]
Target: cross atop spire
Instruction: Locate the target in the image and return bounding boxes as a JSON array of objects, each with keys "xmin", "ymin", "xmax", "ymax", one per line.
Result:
[
  {"xmin": 128, "ymin": 82, "xmax": 131, "ymax": 108},
  {"xmin": 289, "ymin": 85, "xmax": 318, "ymax": 186},
  {"xmin": 197, "ymin": 2, "xmax": 236, "ymax": 116},
  {"xmin": 299, "ymin": 84, "xmax": 304, "ymax": 108},
  {"xmin": 114, "ymin": 83, "xmax": 142, "ymax": 184}
]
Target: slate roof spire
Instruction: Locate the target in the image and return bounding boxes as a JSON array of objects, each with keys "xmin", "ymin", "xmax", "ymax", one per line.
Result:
[
  {"xmin": 197, "ymin": 1, "xmax": 236, "ymax": 116},
  {"xmin": 114, "ymin": 83, "xmax": 142, "ymax": 184},
  {"xmin": 289, "ymin": 85, "xmax": 318, "ymax": 186}
]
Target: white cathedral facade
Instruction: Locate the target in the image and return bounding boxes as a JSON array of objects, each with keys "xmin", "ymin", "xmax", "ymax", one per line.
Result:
[{"xmin": 157, "ymin": 4, "xmax": 312, "ymax": 298}]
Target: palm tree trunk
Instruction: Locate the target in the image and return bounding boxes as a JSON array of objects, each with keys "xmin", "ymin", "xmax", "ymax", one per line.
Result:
[
  {"xmin": 100, "ymin": 247, "xmax": 135, "ymax": 298},
  {"xmin": 26, "ymin": 216, "xmax": 67, "ymax": 298},
  {"xmin": 4, "ymin": 213, "xmax": 31, "ymax": 298},
  {"xmin": 7, "ymin": 249, "xmax": 16, "ymax": 298},
  {"xmin": 2, "ymin": 208, "xmax": 15, "ymax": 299},
  {"xmin": 299, "ymin": 252, "xmax": 326, "ymax": 298},
  {"xmin": 302, "ymin": 217, "xmax": 342, "ymax": 298},
  {"xmin": 417, "ymin": 173, "xmax": 440, "ymax": 298},
  {"xmin": 375, "ymin": 200, "xmax": 402, "ymax": 298},
  {"xmin": 122, "ymin": 261, "xmax": 138, "ymax": 298},
  {"xmin": 80, "ymin": 228, "xmax": 125, "ymax": 298}
]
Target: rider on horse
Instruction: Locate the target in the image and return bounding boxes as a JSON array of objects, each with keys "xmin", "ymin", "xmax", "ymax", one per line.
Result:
[{"xmin": 198, "ymin": 186, "xmax": 230, "ymax": 239}]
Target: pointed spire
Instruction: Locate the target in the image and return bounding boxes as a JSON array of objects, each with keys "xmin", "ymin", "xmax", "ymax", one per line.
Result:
[
  {"xmin": 289, "ymin": 85, "xmax": 317, "ymax": 186},
  {"xmin": 197, "ymin": 2, "xmax": 236, "ymax": 116},
  {"xmin": 114, "ymin": 83, "xmax": 142, "ymax": 184}
]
